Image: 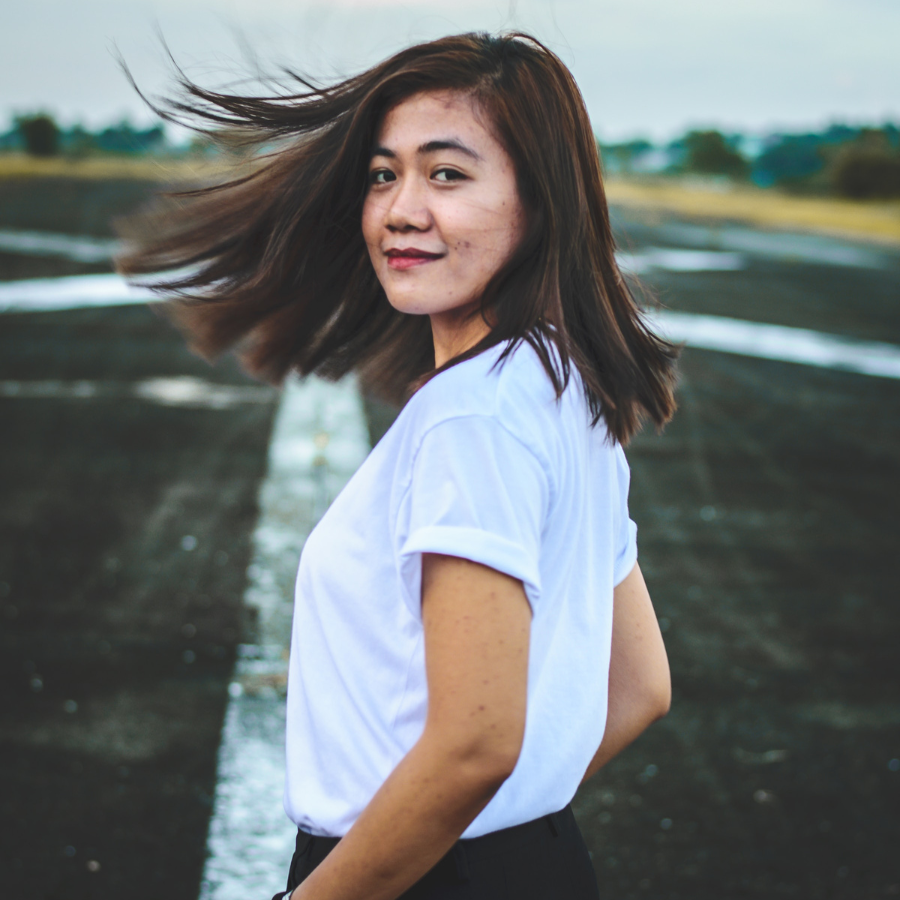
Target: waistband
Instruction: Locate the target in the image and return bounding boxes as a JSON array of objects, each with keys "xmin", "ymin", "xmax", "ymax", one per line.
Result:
[{"xmin": 295, "ymin": 804, "xmax": 572, "ymax": 882}]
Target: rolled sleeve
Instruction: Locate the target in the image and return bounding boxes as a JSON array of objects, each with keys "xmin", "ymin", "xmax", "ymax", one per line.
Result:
[{"xmin": 396, "ymin": 415, "xmax": 549, "ymax": 618}]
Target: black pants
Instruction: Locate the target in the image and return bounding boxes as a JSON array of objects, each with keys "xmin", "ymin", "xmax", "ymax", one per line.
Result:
[{"xmin": 273, "ymin": 804, "xmax": 600, "ymax": 900}]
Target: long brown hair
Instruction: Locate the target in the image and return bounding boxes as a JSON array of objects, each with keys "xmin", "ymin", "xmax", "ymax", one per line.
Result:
[{"xmin": 117, "ymin": 32, "xmax": 677, "ymax": 444}]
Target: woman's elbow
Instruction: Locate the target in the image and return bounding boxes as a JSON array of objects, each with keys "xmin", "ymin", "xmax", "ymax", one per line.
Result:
[
  {"xmin": 655, "ymin": 682, "xmax": 672, "ymax": 720},
  {"xmin": 462, "ymin": 726, "xmax": 524, "ymax": 786},
  {"xmin": 630, "ymin": 657, "xmax": 671, "ymax": 724},
  {"xmin": 645, "ymin": 630, "xmax": 672, "ymax": 721},
  {"xmin": 431, "ymin": 721, "xmax": 524, "ymax": 789},
  {"xmin": 650, "ymin": 665, "xmax": 672, "ymax": 721}
]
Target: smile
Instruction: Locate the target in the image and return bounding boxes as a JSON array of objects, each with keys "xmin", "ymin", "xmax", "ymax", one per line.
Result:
[{"xmin": 385, "ymin": 248, "xmax": 444, "ymax": 270}]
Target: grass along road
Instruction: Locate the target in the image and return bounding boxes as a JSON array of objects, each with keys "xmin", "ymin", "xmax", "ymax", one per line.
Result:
[{"xmin": 606, "ymin": 178, "xmax": 900, "ymax": 246}]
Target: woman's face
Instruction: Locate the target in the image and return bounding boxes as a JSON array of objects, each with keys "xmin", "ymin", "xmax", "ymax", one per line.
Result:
[{"xmin": 362, "ymin": 90, "xmax": 526, "ymax": 323}]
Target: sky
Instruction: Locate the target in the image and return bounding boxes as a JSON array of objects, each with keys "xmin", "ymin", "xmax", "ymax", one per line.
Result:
[{"xmin": 2, "ymin": 0, "xmax": 898, "ymax": 142}]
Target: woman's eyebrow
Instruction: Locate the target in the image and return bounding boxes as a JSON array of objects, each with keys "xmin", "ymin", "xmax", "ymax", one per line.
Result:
[
  {"xmin": 418, "ymin": 139, "xmax": 482, "ymax": 160},
  {"xmin": 370, "ymin": 139, "xmax": 482, "ymax": 161}
]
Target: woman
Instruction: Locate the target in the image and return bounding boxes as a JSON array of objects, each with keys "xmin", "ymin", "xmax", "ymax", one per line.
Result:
[{"xmin": 119, "ymin": 32, "xmax": 676, "ymax": 900}]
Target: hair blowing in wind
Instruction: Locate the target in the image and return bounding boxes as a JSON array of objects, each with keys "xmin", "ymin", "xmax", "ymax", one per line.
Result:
[{"xmin": 116, "ymin": 32, "xmax": 678, "ymax": 445}]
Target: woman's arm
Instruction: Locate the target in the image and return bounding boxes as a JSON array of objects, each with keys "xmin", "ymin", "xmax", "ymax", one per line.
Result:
[
  {"xmin": 580, "ymin": 562, "xmax": 671, "ymax": 785},
  {"xmin": 291, "ymin": 552, "xmax": 531, "ymax": 900}
]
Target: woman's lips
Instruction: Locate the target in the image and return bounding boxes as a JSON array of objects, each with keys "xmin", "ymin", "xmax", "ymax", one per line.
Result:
[{"xmin": 385, "ymin": 249, "xmax": 444, "ymax": 270}]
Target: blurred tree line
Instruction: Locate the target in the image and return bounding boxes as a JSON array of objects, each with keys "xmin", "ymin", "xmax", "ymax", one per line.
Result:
[
  {"xmin": 0, "ymin": 112, "xmax": 259, "ymax": 162},
  {"xmin": 0, "ymin": 113, "xmax": 168, "ymax": 158},
  {"xmin": 599, "ymin": 123, "xmax": 900, "ymax": 199},
  {"xmin": 5, "ymin": 111, "xmax": 898, "ymax": 199}
]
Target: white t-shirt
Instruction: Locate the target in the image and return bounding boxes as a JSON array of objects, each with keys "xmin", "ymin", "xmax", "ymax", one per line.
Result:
[{"xmin": 283, "ymin": 337, "xmax": 638, "ymax": 838}]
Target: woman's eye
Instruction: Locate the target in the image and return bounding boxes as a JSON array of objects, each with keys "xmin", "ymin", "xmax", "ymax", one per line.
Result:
[
  {"xmin": 432, "ymin": 168, "xmax": 466, "ymax": 183},
  {"xmin": 369, "ymin": 169, "xmax": 396, "ymax": 186}
]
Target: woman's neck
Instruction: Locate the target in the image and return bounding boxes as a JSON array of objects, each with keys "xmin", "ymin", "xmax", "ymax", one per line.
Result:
[{"xmin": 429, "ymin": 304, "xmax": 493, "ymax": 368}]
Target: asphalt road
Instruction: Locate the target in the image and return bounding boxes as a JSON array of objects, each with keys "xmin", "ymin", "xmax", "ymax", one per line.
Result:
[
  {"xmin": 0, "ymin": 305, "xmax": 279, "ymax": 900},
  {"xmin": 1, "ymin": 198, "xmax": 898, "ymax": 900}
]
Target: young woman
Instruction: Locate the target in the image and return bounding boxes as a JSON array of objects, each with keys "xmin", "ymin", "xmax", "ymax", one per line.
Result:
[{"xmin": 119, "ymin": 31, "xmax": 677, "ymax": 900}]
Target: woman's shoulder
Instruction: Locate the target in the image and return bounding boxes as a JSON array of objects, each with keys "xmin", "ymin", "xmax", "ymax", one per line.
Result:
[{"xmin": 402, "ymin": 337, "xmax": 571, "ymax": 458}]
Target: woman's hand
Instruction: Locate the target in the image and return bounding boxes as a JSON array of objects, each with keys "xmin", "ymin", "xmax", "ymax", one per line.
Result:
[
  {"xmin": 580, "ymin": 562, "xmax": 671, "ymax": 784},
  {"xmin": 291, "ymin": 553, "xmax": 531, "ymax": 900}
]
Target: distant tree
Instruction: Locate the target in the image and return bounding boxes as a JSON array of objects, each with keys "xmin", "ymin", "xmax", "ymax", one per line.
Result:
[
  {"xmin": 96, "ymin": 121, "xmax": 140, "ymax": 154},
  {"xmin": 0, "ymin": 124, "xmax": 24, "ymax": 152},
  {"xmin": 884, "ymin": 123, "xmax": 900, "ymax": 150},
  {"xmin": 93, "ymin": 121, "xmax": 166, "ymax": 154},
  {"xmin": 61, "ymin": 124, "xmax": 98, "ymax": 157},
  {"xmin": 16, "ymin": 114, "xmax": 60, "ymax": 156},
  {"xmin": 187, "ymin": 126, "xmax": 258, "ymax": 158},
  {"xmin": 597, "ymin": 138, "xmax": 654, "ymax": 175},
  {"xmin": 753, "ymin": 134, "xmax": 825, "ymax": 188},
  {"xmin": 682, "ymin": 130, "xmax": 749, "ymax": 179},
  {"xmin": 830, "ymin": 130, "xmax": 900, "ymax": 199},
  {"xmin": 137, "ymin": 125, "xmax": 166, "ymax": 153}
]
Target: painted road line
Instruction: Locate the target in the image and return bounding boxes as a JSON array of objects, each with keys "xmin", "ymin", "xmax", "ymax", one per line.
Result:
[
  {"xmin": 0, "ymin": 229, "xmax": 119, "ymax": 262},
  {"xmin": 2, "ymin": 272, "xmax": 899, "ymax": 381},
  {"xmin": 2, "ymin": 223, "xmax": 896, "ymax": 270},
  {"xmin": 135, "ymin": 378, "xmax": 273, "ymax": 408},
  {"xmin": 0, "ymin": 377, "xmax": 275, "ymax": 408},
  {"xmin": 0, "ymin": 248, "xmax": 740, "ymax": 313},
  {"xmin": 617, "ymin": 247, "xmax": 745, "ymax": 273},
  {"xmin": 0, "ymin": 273, "xmax": 152, "ymax": 312},
  {"xmin": 199, "ymin": 374, "xmax": 370, "ymax": 900},
  {"xmin": 649, "ymin": 221, "xmax": 896, "ymax": 269},
  {"xmin": 648, "ymin": 310, "xmax": 900, "ymax": 380}
]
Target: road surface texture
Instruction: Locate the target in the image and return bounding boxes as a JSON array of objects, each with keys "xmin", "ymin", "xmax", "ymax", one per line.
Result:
[
  {"xmin": 0, "ymin": 304, "xmax": 279, "ymax": 900},
  {"xmin": 1, "ymin": 186, "xmax": 898, "ymax": 899}
]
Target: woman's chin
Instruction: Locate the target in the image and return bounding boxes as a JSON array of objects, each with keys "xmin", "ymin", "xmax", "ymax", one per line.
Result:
[
  {"xmin": 383, "ymin": 290, "xmax": 448, "ymax": 317},
  {"xmin": 385, "ymin": 296, "xmax": 431, "ymax": 316},
  {"xmin": 383, "ymin": 287, "xmax": 483, "ymax": 320}
]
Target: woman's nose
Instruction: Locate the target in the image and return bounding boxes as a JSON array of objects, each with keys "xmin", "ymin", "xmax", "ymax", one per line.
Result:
[{"xmin": 385, "ymin": 177, "xmax": 432, "ymax": 232}]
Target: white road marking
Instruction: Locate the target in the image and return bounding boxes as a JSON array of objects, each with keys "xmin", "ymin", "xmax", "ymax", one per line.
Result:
[
  {"xmin": 648, "ymin": 310, "xmax": 900, "ymax": 380},
  {"xmin": 0, "ymin": 251, "xmax": 740, "ymax": 313},
  {"xmin": 0, "ymin": 380, "xmax": 101, "ymax": 399},
  {"xmin": 134, "ymin": 378, "xmax": 274, "ymax": 409},
  {"xmin": 0, "ymin": 273, "xmax": 152, "ymax": 311},
  {"xmin": 0, "ymin": 229, "xmax": 119, "ymax": 262},
  {"xmin": 1, "ymin": 223, "xmax": 894, "ymax": 269},
  {"xmin": 2, "ymin": 273, "xmax": 899, "ymax": 382},
  {"xmin": 199, "ymin": 375, "xmax": 370, "ymax": 900},
  {"xmin": 647, "ymin": 221, "xmax": 895, "ymax": 269},
  {"xmin": 0, "ymin": 377, "xmax": 274, "ymax": 408},
  {"xmin": 618, "ymin": 247, "xmax": 745, "ymax": 273}
]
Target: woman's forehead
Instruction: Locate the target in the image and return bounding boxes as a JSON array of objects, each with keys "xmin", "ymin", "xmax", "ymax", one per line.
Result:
[{"xmin": 374, "ymin": 90, "xmax": 498, "ymax": 154}]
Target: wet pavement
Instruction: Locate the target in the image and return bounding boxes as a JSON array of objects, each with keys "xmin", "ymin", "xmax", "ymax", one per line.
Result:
[{"xmin": 1, "ymin": 190, "xmax": 899, "ymax": 900}]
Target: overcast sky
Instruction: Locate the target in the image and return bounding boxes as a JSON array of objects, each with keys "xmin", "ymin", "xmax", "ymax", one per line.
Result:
[{"xmin": 3, "ymin": 0, "xmax": 898, "ymax": 141}]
